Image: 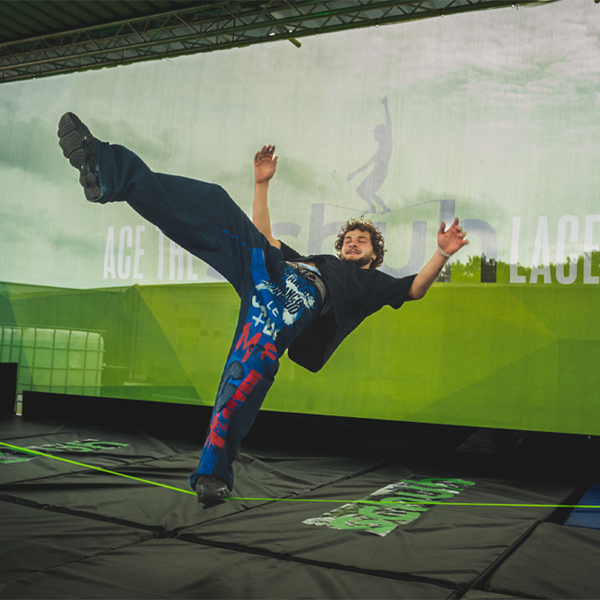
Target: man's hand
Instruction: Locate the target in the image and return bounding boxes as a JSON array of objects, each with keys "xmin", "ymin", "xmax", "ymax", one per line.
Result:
[
  {"xmin": 408, "ymin": 218, "xmax": 468, "ymax": 299},
  {"xmin": 254, "ymin": 145, "xmax": 278, "ymax": 185},
  {"xmin": 438, "ymin": 218, "xmax": 469, "ymax": 256}
]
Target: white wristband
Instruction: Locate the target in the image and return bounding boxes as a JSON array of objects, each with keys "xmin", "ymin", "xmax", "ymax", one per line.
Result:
[{"xmin": 437, "ymin": 245, "xmax": 451, "ymax": 259}]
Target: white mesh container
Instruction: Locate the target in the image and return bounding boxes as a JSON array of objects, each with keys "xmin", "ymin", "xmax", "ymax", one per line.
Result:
[{"xmin": 0, "ymin": 326, "xmax": 104, "ymax": 396}]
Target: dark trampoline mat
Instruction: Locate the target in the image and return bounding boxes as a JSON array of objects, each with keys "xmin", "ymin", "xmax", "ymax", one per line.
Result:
[
  {"xmin": 0, "ymin": 499, "xmax": 153, "ymax": 585},
  {"xmin": 1, "ymin": 413, "xmax": 595, "ymax": 599},
  {"xmin": 179, "ymin": 463, "xmax": 576, "ymax": 587},
  {"xmin": 485, "ymin": 522, "xmax": 600, "ymax": 599},
  {"xmin": 0, "ymin": 537, "xmax": 457, "ymax": 600}
]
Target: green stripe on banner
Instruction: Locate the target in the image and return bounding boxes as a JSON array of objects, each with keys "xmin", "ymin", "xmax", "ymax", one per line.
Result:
[{"xmin": 0, "ymin": 441, "xmax": 597, "ymax": 508}]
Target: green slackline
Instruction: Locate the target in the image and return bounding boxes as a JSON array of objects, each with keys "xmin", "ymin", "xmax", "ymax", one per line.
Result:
[
  {"xmin": 1, "ymin": 440, "xmax": 599, "ymax": 509},
  {"xmin": 0, "ymin": 441, "xmax": 196, "ymax": 496}
]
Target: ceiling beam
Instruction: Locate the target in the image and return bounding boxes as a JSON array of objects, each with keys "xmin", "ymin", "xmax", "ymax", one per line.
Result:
[{"xmin": 0, "ymin": 0, "xmax": 560, "ymax": 84}]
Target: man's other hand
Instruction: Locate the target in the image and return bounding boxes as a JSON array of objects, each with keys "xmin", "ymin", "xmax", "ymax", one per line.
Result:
[
  {"xmin": 254, "ymin": 145, "xmax": 278, "ymax": 184},
  {"xmin": 438, "ymin": 218, "xmax": 469, "ymax": 257}
]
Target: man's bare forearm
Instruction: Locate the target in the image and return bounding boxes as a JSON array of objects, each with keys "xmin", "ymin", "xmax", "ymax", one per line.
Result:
[
  {"xmin": 407, "ymin": 250, "xmax": 447, "ymax": 299},
  {"xmin": 253, "ymin": 181, "xmax": 281, "ymax": 248},
  {"xmin": 407, "ymin": 218, "xmax": 469, "ymax": 299}
]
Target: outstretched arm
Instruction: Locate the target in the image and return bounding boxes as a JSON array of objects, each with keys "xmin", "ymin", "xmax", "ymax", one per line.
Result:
[
  {"xmin": 252, "ymin": 145, "xmax": 281, "ymax": 249},
  {"xmin": 347, "ymin": 155, "xmax": 375, "ymax": 180},
  {"xmin": 407, "ymin": 218, "xmax": 469, "ymax": 299},
  {"xmin": 382, "ymin": 96, "xmax": 391, "ymax": 132}
]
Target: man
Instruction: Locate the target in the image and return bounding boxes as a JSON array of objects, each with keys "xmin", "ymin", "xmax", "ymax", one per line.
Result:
[{"xmin": 58, "ymin": 113, "xmax": 468, "ymax": 508}]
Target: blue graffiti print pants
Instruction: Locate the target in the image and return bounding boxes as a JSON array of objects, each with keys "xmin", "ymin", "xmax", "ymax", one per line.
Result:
[{"xmin": 94, "ymin": 141, "xmax": 323, "ymax": 490}]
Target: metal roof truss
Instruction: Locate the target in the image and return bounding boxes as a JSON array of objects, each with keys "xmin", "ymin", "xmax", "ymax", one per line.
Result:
[{"xmin": 0, "ymin": 0, "xmax": 557, "ymax": 84}]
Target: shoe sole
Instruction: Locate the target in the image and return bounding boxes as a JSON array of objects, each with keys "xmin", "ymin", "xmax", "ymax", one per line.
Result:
[
  {"xmin": 194, "ymin": 478, "xmax": 230, "ymax": 508},
  {"xmin": 58, "ymin": 112, "xmax": 93, "ymax": 170},
  {"xmin": 200, "ymin": 495, "xmax": 227, "ymax": 509},
  {"xmin": 58, "ymin": 112, "xmax": 101, "ymax": 202}
]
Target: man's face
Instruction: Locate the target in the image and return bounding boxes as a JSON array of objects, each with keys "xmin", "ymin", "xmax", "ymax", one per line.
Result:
[{"xmin": 340, "ymin": 228, "xmax": 376, "ymax": 269}]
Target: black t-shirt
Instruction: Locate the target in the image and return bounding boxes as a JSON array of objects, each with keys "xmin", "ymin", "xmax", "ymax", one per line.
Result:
[{"xmin": 280, "ymin": 241, "xmax": 417, "ymax": 372}]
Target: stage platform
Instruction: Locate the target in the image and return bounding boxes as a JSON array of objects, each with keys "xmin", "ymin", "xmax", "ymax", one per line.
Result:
[{"xmin": 1, "ymin": 390, "xmax": 600, "ymax": 599}]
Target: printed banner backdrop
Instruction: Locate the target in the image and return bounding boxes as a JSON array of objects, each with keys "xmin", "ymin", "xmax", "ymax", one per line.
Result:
[{"xmin": 1, "ymin": 1, "xmax": 599, "ymax": 434}]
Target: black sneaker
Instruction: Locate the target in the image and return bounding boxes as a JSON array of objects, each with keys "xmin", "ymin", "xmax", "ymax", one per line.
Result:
[
  {"xmin": 58, "ymin": 112, "xmax": 101, "ymax": 202},
  {"xmin": 194, "ymin": 475, "xmax": 230, "ymax": 508}
]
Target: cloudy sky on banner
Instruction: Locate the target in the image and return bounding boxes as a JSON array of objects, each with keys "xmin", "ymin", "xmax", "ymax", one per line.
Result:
[{"xmin": 0, "ymin": 0, "xmax": 599, "ymax": 288}]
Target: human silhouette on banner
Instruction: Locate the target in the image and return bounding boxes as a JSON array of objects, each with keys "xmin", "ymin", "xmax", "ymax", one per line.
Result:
[{"xmin": 347, "ymin": 97, "xmax": 392, "ymax": 214}]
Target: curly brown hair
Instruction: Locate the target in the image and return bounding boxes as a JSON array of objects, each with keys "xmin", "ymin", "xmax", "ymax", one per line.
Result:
[{"xmin": 334, "ymin": 216, "xmax": 386, "ymax": 269}]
